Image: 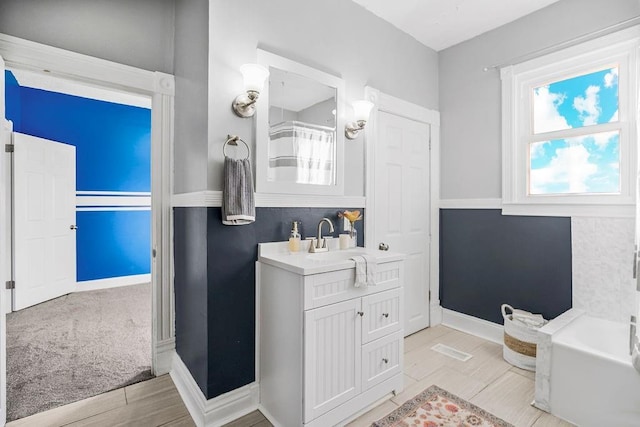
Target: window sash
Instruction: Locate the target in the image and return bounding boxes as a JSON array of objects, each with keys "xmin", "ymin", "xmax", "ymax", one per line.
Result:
[{"xmin": 501, "ymin": 29, "xmax": 638, "ymax": 215}]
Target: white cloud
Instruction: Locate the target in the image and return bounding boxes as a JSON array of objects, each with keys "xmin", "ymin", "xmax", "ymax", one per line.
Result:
[
  {"xmin": 567, "ymin": 130, "xmax": 618, "ymax": 150},
  {"xmin": 573, "ymin": 85, "xmax": 601, "ymax": 126},
  {"xmin": 533, "ymin": 86, "xmax": 571, "ymax": 134},
  {"xmin": 530, "ymin": 144, "xmax": 598, "ymax": 194},
  {"xmin": 609, "ymin": 109, "xmax": 618, "ymax": 122},
  {"xmin": 604, "ymin": 68, "xmax": 619, "ymax": 88},
  {"xmin": 530, "ymin": 141, "xmax": 548, "ymax": 160}
]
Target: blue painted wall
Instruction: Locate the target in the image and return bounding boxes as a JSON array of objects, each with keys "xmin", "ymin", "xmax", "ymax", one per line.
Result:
[
  {"xmin": 17, "ymin": 85, "xmax": 151, "ymax": 192},
  {"xmin": 5, "ymin": 71, "xmax": 151, "ymax": 282},
  {"xmin": 76, "ymin": 211, "xmax": 151, "ymax": 281},
  {"xmin": 5, "ymin": 71, "xmax": 21, "ymax": 131}
]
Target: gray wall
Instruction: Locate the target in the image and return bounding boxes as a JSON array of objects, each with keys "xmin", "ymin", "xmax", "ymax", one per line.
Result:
[
  {"xmin": 207, "ymin": 0, "xmax": 439, "ymax": 194},
  {"xmin": 298, "ymin": 98, "xmax": 337, "ymax": 128},
  {"xmin": 0, "ymin": 0, "xmax": 175, "ymax": 75},
  {"xmin": 174, "ymin": 0, "xmax": 209, "ymax": 193},
  {"xmin": 439, "ymin": 0, "xmax": 640, "ymax": 199}
]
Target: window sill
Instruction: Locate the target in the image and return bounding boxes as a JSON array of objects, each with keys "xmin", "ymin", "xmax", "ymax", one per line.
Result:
[{"xmin": 501, "ymin": 202, "xmax": 634, "ymax": 218}]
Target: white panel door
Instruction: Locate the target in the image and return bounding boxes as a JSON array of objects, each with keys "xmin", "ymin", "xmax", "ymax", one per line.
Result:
[
  {"xmin": 375, "ymin": 111, "xmax": 430, "ymax": 336},
  {"xmin": 303, "ymin": 298, "xmax": 361, "ymax": 423},
  {"xmin": 13, "ymin": 133, "xmax": 76, "ymax": 310}
]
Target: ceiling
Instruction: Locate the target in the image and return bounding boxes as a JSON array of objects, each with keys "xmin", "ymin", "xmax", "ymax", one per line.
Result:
[{"xmin": 351, "ymin": 0, "xmax": 561, "ymax": 51}]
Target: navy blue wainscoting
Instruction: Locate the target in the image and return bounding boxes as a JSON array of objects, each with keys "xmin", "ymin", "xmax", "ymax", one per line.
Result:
[
  {"xmin": 174, "ymin": 207, "xmax": 210, "ymax": 393},
  {"xmin": 439, "ymin": 209, "xmax": 572, "ymax": 324},
  {"xmin": 174, "ymin": 206, "xmax": 364, "ymax": 399}
]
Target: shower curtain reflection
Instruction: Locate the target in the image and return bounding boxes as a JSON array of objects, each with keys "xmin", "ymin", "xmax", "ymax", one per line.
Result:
[{"xmin": 268, "ymin": 120, "xmax": 336, "ymax": 186}]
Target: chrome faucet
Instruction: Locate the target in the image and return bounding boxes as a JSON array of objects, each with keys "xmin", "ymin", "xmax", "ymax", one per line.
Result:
[{"xmin": 309, "ymin": 217, "xmax": 334, "ymax": 253}]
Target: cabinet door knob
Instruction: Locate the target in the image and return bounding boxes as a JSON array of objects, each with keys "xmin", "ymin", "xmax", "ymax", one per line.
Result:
[
  {"xmin": 382, "ymin": 313, "xmax": 389, "ymax": 318},
  {"xmin": 379, "ymin": 242, "xmax": 389, "ymax": 251},
  {"xmin": 357, "ymin": 311, "xmax": 364, "ymax": 317},
  {"xmin": 382, "ymin": 358, "xmax": 389, "ymax": 364},
  {"xmin": 70, "ymin": 225, "xmax": 78, "ymax": 230}
]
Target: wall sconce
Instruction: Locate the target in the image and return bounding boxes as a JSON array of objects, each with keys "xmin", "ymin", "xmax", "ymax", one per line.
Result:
[
  {"xmin": 232, "ymin": 64, "xmax": 270, "ymax": 118},
  {"xmin": 345, "ymin": 100, "xmax": 374, "ymax": 140}
]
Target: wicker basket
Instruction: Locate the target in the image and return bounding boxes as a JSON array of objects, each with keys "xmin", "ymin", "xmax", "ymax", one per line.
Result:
[{"xmin": 501, "ymin": 304, "xmax": 543, "ymax": 371}]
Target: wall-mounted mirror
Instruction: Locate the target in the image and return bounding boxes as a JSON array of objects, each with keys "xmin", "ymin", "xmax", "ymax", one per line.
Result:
[{"xmin": 256, "ymin": 49, "xmax": 345, "ymax": 195}]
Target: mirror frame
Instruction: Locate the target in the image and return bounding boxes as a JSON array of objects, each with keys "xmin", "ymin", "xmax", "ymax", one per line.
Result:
[{"xmin": 255, "ymin": 49, "xmax": 346, "ymax": 195}]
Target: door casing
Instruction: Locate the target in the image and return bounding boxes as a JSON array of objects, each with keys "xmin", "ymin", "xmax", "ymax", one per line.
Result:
[{"xmin": 0, "ymin": 33, "xmax": 175, "ymax": 425}]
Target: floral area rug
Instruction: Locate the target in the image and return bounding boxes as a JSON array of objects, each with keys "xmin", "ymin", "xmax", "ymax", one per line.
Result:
[{"xmin": 372, "ymin": 385, "xmax": 514, "ymax": 427}]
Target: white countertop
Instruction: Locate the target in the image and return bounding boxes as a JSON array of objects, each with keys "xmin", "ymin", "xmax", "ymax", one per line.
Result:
[{"xmin": 257, "ymin": 241, "xmax": 405, "ymax": 275}]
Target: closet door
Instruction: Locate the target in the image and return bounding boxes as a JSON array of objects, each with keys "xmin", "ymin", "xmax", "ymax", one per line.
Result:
[
  {"xmin": 374, "ymin": 111, "xmax": 431, "ymax": 336},
  {"xmin": 13, "ymin": 133, "xmax": 76, "ymax": 310},
  {"xmin": 303, "ymin": 298, "xmax": 361, "ymax": 423}
]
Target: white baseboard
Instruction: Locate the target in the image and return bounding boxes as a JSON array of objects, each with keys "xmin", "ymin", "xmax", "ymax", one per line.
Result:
[
  {"xmin": 171, "ymin": 353, "xmax": 259, "ymax": 427},
  {"xmin": 154, "ymin": 338, "xmax": 175, "ymax": 376},
  {"xmin": 75, "ymin": 274, "xmax": 151, "ymax": 292},
  {"xmin": 441, "ymin": 308, "xmax": 503, "ymax": 344},
  {"xmin": 430, "ymin": 303, "xmax": 443, "ymax": 326}
]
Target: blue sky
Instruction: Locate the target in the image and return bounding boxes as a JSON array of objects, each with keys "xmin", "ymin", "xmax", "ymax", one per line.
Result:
[{"xmin": 530, "ymin": 67, "xmax": 619, "ymax": 195}]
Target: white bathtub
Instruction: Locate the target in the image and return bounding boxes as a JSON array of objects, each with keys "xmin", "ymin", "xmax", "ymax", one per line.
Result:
[{"xmin": 535, "ymin": 310, "xmax": 640, "ymax": 427}]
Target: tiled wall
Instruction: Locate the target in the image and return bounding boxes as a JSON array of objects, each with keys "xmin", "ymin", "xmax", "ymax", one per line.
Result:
[{"xmin": 571, "ymin": 216, "xmax": 635, "ymax": 323}]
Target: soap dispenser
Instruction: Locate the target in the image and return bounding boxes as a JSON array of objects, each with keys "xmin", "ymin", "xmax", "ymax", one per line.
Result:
[{"xmin": 288, "ymin": 221, "xmax": 301, "ymax": 253}]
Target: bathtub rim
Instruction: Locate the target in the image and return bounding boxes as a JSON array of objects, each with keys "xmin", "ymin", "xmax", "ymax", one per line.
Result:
[{"xmin": 552, "ymin": 315, "xmax": 632, "ymax": 368}]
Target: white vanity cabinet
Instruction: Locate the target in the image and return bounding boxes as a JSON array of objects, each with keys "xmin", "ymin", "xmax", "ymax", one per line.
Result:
[{"xmin": 257, "ymin": 245, "xmax": 404, "ymax": 427}]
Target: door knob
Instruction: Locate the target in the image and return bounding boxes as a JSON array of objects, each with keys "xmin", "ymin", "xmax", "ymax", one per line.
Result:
[
  {"xmin": 70, "ymin": 225, "xmax": 78, "ymax": 230},
  {"xmin": 379, "ymin": 242, "xmax": 389, "ymax": 251}
]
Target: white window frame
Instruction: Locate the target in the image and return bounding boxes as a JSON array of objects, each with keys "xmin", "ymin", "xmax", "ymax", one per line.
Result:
[{"xmin": 501, "ymin": 27, "xmax": 640, "ymax": 217}]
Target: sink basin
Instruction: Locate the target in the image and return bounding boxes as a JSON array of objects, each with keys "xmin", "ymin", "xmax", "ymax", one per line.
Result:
[
  {"xmin": 305, "ymin": 248, "xmax": 367, "ymax": 262},
  {"xmin": 258, "ymin": 244, "xmax": 404, "ymax": 275}
]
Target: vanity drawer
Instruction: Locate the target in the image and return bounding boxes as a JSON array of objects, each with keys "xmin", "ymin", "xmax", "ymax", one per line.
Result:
[
  {"xmin": 362, "ymin": 331, "xmax": 403, "ymax": 391},
  {"xmin": 361, "ymin": 288, "xmax": 402, "ymax": 344},
  {"xmin": 303, "ymin": 261, "xmax": 402, "ymax": 310}
]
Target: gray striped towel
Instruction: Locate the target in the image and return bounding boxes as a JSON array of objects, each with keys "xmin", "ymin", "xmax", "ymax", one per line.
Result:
[{"xmin": 222, "ymin": 157, "xmax": 255, "ymax": 225}]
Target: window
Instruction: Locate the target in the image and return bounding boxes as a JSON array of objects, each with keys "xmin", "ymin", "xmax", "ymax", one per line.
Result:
[{"xmin": 501, "ymin": 28, "xmax": 638, "ymax": 216}]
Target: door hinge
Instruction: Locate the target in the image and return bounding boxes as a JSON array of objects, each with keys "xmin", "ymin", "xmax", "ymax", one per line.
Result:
[
  {"xmin": 428, "ymin": 290, "xmax": 431, "ymax": 302},
  {"xmin": 5, "ymin": 143, "xmax": 14, "ymax": 153},
  {"xmin": 5, "ymin": 280, "xmax": 15, "ymax": 290}
]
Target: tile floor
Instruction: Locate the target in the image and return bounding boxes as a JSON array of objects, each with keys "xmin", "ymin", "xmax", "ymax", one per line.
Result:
[
  {"xmin": 228, "ymin": 325, "xmax": 573, "ymax": 427},
  {"xmin": 7, "ymin": 325, "xmax": 574, "ymax": 426}
]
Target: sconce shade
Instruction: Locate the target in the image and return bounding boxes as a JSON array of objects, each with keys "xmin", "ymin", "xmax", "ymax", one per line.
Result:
[
  {"xmin": 351, "ymin": 100, "xmax": 374, "ymax": 122},
  {"xmin": 240, "ymin": 64, "xmax": 269, "ymax": 93},
  {"xmin": 345, "ymin": 100, "xmax": 375, "ymax": 140},
  {"xmin": 233, "ymin": 64, "xmax": 270, "ymax": 118}
]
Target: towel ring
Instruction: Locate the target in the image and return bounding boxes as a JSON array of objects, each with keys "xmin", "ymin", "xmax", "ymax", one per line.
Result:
[{"xmin": 223, "ymin": 134, "xmax": 250, "ymax": 160}]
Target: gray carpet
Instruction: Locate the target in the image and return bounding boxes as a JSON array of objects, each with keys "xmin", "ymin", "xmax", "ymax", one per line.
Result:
[{"xmin": 7, "ymin": 283, "xmax": 153, "ymax": 421}]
